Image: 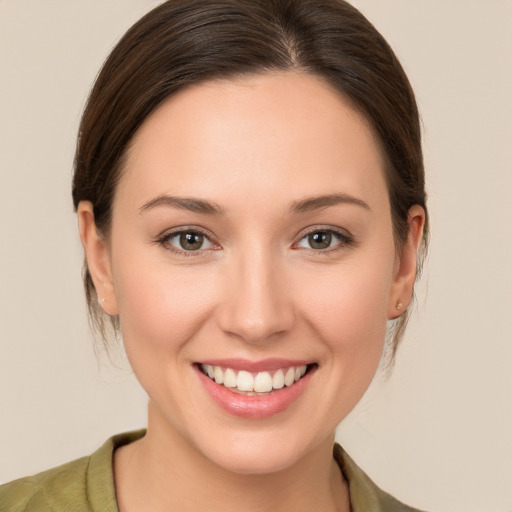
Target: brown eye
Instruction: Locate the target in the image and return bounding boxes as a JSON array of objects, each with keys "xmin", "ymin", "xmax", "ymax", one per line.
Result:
[
  {"xmin": 307, "ymin": 231, "xmax": 332, "ymax": 250},
  {"xmin": 296, "ymin": 229, "xmax": 353, "ymax": 252},
  {"xmin": 161, "ymin": 230, "xmax": 214, "ymax": 253},
  {"xmin": 179, "ymin": 232, "xmax": 205, "ymax": 251}
]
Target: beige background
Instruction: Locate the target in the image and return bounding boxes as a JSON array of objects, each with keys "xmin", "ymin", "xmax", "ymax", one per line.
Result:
[{"xmin": 1, "ymin": 1, "xmax": 511, "ymax": 510}]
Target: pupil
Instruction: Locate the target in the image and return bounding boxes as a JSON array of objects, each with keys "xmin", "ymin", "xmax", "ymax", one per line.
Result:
[
  {"xmin": 309, "ymin": 232, "xmax": 331, "ymax": 249},
  {"xmin": 180, "ymin": 232, "xmax": 203, "ymax": 250}
]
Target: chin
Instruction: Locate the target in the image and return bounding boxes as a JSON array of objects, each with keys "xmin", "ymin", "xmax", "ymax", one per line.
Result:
[
  {"xmin": 192, "ymin": 427, "xmax": 327, "ymax": 476},
  {"xmin": 205, "ymin": 444, "xmax": 302, "ymax": 475}
]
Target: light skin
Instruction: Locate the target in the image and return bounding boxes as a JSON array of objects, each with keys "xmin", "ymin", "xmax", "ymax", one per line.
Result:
[{"xmin": 78, "ymin": 71, "xmax": 424, "ymax": 512}]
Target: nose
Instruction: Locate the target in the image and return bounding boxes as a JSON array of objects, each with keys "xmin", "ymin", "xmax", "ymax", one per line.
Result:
[{"xmin": 216, "ymin": 247, "xmax": 295, "ymax": 344}]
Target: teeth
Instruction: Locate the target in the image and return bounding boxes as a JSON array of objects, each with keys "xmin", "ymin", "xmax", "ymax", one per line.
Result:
[
  {"xmin": 200, "ymin": 364, "xmax": 308, "ymax": 394},
  {"xmin": 284, "ymin": 367, "xmax": 295, "ymax": 386},
  {"xmin": 214, "ymin": 366, "xmax": 224, "ymax": 385},
  {"xmin": 272, "ymin": 369, "xmax": 285, "ymax": 389},
  {"xmin": 254, "ymin": 371, "xmax": 273, "ymax": 392},
  {"xmin": 224, "ymin": 368, "xmax": 237, "ymax": 388},
  {"xmin": 237, "ymin": 371, "xmax": 254, "ymax": 391}
]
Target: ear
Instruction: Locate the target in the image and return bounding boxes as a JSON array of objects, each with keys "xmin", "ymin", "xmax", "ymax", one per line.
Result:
[
  {"xmin": 387, "ymin": 205, "xmax": 426, "ymax": 319},
  {"xmin": 77, "ymin": 201, "xmax": 118, "ymax": 316}
]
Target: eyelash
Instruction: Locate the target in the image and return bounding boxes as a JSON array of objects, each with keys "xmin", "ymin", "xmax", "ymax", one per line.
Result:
[
  {"xmin": 156, "ymin": 227, "xmax": 218, "ymax": 257},
  {"xmin": 294, "ymin": 227, "xmax": 355, "ymax": 254},
  {"xmin": 155, "ymin": 226, "xmax": 355, "ymax": 256}
]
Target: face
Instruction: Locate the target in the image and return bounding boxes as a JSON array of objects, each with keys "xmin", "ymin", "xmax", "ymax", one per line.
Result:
[{"xmin": 81, "ymin": 72, "xmax": 421, "ymax": 474}]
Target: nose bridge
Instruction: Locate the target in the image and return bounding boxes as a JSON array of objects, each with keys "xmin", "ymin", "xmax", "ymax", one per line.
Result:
[{"xmin": 218, "ymin": 243, "xmax": 293, "ymax": 343}]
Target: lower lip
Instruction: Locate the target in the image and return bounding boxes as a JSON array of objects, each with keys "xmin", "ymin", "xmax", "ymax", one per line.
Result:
[{"xmin": 195, "ymin": 365, "xmax": 315, "ymax": 419}]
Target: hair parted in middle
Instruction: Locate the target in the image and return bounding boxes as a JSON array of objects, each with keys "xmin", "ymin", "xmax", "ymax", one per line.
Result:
[{"xmin": 72, "ymin": 0, "xmax": 428, "ymax": 358}]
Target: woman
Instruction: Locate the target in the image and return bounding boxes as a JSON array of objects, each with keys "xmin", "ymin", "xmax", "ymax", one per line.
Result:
[{"xmin": 0, "ymin": 0, "xmax": 428, "ymax": 510}]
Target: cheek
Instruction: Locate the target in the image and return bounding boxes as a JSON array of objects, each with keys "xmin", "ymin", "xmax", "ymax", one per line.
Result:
[
  {"xmin": 283, "ymin": 253, "xmax": 394, "ymax": 425},
  {"xmin": 295, "ymin": 256, "xmax": 393, "ymax": 360},
  {"xmin": 112, "ymin": 251, "xmax": 219, "ymax": 359}
]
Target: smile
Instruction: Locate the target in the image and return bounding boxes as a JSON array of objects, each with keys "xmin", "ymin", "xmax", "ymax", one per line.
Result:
[
  {"xmin": 195, "ymin": 360, "xmax": 316, "ymax": 418},
  {"xmin": 199, "ymin": 364, "xmax": 308, "ymax": 395}
]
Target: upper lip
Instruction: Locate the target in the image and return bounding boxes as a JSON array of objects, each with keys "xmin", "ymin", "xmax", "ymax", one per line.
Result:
[{"xmin": 196, "ymin": 358, "xmax": 314, "ymax": 372}]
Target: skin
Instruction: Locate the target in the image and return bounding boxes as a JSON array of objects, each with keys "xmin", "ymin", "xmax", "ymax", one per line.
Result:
[{"xmin": 78, "ymin": 71, "xmax": 425, "ymax": 512}]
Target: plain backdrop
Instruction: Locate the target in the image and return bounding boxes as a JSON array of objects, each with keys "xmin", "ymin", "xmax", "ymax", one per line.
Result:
[{"xmin": 1, "ymin": 1, "xmax": 511, "ymax": 511}]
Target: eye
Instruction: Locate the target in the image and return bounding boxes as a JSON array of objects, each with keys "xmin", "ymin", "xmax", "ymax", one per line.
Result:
[
  {"xmin": 159, "ymin": 229, "xmax": 214, "ymax": 253},
  {"xmin": 295, "ymin": 229, "xmax": 352, "ymax": 251}
]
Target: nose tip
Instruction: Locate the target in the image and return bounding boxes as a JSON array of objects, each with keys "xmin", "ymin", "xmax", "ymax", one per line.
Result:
[
  {"xmin": 216, "ymin": 257, "xmax": 294, "ymax": 344},
  {"xmin": 228, "ymin": 301, "xmax": 292, "ymax": 343}
]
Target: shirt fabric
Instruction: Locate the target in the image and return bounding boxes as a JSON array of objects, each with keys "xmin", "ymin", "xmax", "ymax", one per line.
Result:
[{"xmin": 0, "ymin": 430, "xmax": 426, "ymax": 512}]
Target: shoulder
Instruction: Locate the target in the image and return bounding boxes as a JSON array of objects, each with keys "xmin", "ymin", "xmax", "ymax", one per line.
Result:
[
  {"xmin": 334, "ymin": 444, "xmax": 428, "ymax": 512},
  {"xmin": 0, "ymin": 456, "xmax": 90, "ymax": 512},
  {"xmin": 0, "ymin": 430, "xmax": 145, "ymax": 512}
]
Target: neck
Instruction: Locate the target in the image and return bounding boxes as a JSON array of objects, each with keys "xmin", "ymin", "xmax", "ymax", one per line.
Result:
[{"xmin": 114, "ymin": 401, "xmax": 350, "ymax": 512}]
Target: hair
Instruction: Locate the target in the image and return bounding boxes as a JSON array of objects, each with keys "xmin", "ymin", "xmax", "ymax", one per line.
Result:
[{"xmin": 72, "ymin": 0, "xmax": 428, "ymax": 360}]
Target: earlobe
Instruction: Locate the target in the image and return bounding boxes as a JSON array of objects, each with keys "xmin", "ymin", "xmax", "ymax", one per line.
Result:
[
  {"xmin": 77, "ymin": 201, "xmax": 118, "ymax": 316},
  {"xmin": 387, "ymin": 205, "xmax": 425, "ymax": 319}
]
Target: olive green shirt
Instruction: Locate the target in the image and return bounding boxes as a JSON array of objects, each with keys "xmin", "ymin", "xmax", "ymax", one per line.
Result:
[{"xmin": 0, "ymin": 430, "xmax": 426, "ymax": 511}]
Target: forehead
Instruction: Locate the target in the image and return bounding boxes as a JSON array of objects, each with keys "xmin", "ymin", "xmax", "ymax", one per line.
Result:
[{"xmin": 117, "ymin": 71, "xmax": 387, "ymax": 213}]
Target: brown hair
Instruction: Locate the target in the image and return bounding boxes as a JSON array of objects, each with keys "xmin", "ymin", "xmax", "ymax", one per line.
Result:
[{"xmin": 72, "ymin": 0, "xmax": 428, "ymax": 357}]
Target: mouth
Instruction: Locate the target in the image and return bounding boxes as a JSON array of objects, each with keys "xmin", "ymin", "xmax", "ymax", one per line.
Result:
[
  {"xmin": 194, "ymin": 358, "xmax": 317, "ymax": 418},
  {"xmin": 193, "ymin": 358, "xmax": 319, "ymax": 420},
  {"xmin": 198, "ymin": 363, "xmax": 314, "ymax": 396}
]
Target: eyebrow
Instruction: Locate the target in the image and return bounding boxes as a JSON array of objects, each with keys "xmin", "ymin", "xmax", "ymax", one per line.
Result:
[
  {"xmin": 139, "ymin": 192, "xmax": 370, "ymax": 216},
  {"xmin": 290, "ymin": 193, "xmax": 370, "ymax": 213},
  {"xmin": 139, "ymin": 195, "xmax": 225, "ymax": 215}
]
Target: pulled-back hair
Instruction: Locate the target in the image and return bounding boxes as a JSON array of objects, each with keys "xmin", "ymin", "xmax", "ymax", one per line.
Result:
[{"xmin": 72, "ymin": 0, "xmax": 428, "ymax": 358}]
